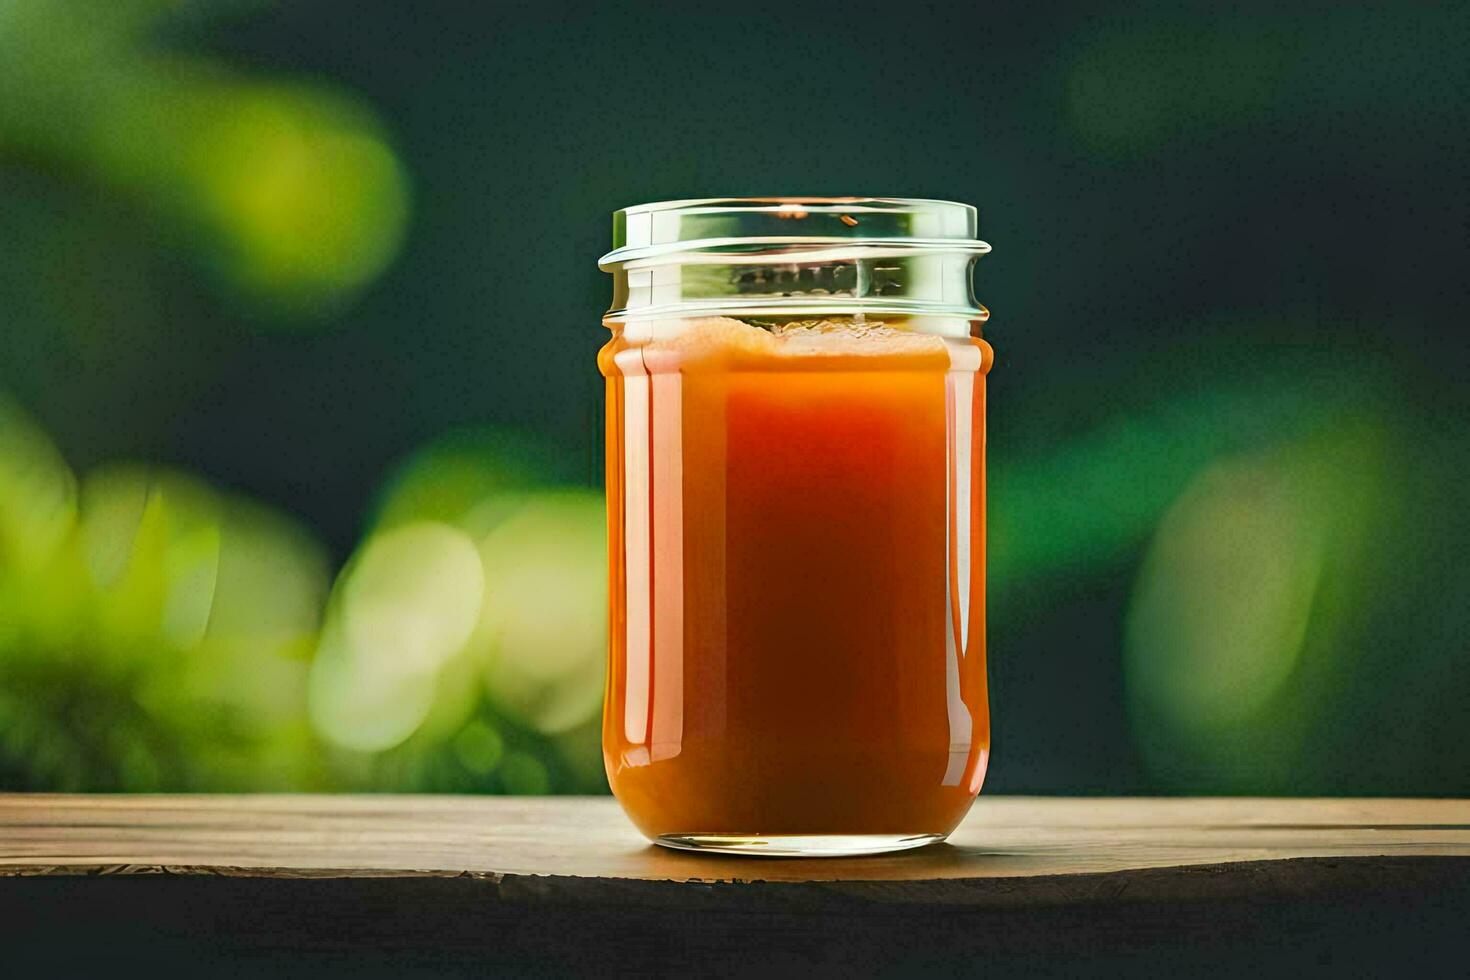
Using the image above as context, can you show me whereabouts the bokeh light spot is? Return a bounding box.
[476,491,607,736]
[309,521,484,753]
[0,397,76,573]
[371,428,560,538]
[184,83,411,314]
[1126,453,1325,735]
[452,719,505,776]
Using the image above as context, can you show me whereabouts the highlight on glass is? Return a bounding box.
[598,198,994,855]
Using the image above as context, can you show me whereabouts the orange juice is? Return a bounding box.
[601,317,990,853]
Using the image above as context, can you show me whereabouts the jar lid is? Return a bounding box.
[599,197,991,269]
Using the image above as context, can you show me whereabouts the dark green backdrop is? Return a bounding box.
[1,0,1466,796]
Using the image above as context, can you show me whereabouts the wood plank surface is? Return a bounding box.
[2,794,1467,885]
[3,795,1467,976]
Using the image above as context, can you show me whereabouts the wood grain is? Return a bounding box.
[3,796,1467,975]
[2,794,1467,885]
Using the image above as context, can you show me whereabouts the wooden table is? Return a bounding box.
[3,795,1467,976]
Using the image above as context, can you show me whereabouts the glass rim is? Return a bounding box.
[599,197,991,270]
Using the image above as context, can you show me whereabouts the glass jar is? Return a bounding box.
[598,198,993,856]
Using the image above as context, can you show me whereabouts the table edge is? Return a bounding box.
[6,854,1469,911]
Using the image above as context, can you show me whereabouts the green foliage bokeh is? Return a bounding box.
[0,0,1466,796]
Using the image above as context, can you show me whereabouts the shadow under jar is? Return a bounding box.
[598,199,993,856]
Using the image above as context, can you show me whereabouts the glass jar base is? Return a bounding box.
[654,832,945,857]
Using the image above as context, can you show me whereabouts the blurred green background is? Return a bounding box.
[1,0,1466,796]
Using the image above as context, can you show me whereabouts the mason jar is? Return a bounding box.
[598,198,993,856]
